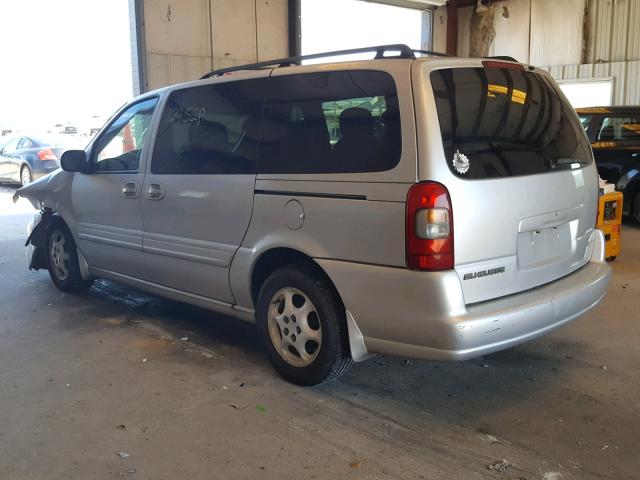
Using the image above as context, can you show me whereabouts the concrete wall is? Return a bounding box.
[141,0,288,91]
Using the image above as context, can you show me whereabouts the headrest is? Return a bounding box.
[340,107,373,125]
[188,121,228,151]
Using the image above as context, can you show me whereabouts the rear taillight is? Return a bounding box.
[37,148,58,161]
[406,182,454,271]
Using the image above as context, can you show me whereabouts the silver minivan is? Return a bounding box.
[15,45,611,385]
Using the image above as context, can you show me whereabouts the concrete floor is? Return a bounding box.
[0,185,638,480]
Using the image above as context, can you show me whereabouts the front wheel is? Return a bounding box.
[256,265,352,386]
[47,222,93,292]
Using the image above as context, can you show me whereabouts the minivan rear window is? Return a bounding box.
[431,67,592,179]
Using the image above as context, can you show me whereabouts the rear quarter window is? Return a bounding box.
[258,70,401,174]
[431,67,592,179]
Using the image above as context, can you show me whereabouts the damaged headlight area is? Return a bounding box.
[13,187,40,209]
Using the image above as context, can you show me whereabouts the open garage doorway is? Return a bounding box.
[301,0,433,61]
[0,0,134,145]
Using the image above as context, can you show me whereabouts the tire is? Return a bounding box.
[47,220,93,293]
[20,165,32,186]
[256,264,353,386]
[606,256,617,262]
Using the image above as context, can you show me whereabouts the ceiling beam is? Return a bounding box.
[446,0,458,55]
[358,1,448,10]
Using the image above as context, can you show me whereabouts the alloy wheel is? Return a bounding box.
[50,230,70,281]
[267,287,322,368]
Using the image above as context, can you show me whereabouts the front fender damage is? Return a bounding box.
[12,168,68,209]
[12,169,74,271]
[25,208,54,271]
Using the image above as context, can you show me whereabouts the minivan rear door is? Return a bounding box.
[414,60,598,304]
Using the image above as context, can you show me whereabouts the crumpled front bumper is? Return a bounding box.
[24,211,53,271]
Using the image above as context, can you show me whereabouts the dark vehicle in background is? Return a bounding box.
[0,136,63,186]
[577,107,640,222]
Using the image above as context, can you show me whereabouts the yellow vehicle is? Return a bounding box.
[597,190,623,261]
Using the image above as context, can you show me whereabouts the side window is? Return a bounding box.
[259,71,401,174]
[151,79,266,175]
[2,138,20,155]
[597,116,640,141]
[18,138,33,150]
[322,96,388,145]
[93,97,158,173]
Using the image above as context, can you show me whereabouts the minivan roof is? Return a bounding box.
[141,44,526,98]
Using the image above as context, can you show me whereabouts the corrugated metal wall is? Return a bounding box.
[530,0,585,66]
[545,60,640,105]
[586,0,640,63]
[543,0,640,106]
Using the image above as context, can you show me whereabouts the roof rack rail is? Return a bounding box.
[486,55,520,62]
[413,49,449,57]
[200,44,448,79]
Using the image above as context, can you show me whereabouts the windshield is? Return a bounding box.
[431,67,592,179]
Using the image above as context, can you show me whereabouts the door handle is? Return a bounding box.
[146,183,165,200]
[121,182,139,199]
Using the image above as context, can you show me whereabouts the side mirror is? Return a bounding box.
[60,150,87,173]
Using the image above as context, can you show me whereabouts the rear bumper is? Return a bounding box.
[318,230,611,361]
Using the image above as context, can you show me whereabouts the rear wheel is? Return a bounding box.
[256,264,352,386]
[47,221,93,292]
[20,165,32,186]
